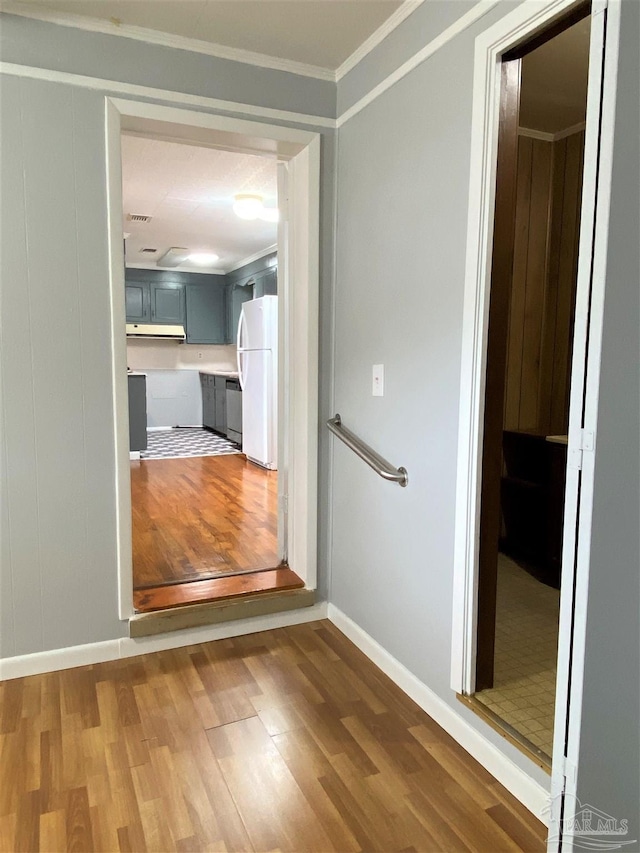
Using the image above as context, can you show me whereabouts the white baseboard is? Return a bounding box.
[327,604,550,825]
[129,451,141,460]
[0,602,328,681]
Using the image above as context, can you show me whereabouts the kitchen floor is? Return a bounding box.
[131,454,278,593]
[474,554,560,760]
[141,427,240,460]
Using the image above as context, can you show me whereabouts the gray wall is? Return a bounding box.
[0,78,126,656]
[0,18,336,658]
[331,0,639,799]
[574,0,640,842]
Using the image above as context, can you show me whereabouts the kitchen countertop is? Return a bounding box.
[127,371,147,377]
[199,370,239,379]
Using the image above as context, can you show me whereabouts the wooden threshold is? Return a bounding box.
[133,567,303,613]
[130,587,315,638]
[457,693,552,773]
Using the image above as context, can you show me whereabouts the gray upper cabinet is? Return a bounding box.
[225,252,277,343]
[228,283,254,345]
[150,282,185,325]
[125,282,150,323]
[186,282,227,344]
[259,268,278,297]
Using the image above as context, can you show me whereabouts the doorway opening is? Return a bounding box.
[121,134,291,612]
[471,8,591,765]
[106,101,320,623]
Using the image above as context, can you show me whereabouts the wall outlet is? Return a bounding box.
[198,351,203,359]
[372,364,384,397]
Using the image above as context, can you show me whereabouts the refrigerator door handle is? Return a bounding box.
[237,308,246,390]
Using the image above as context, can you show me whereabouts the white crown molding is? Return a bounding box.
[1,3,336,82]
[125,262,226,275]
[553,121,586,141]
[518,126,555,141]
[327,604,550,823]
[335,0,425,81]
[0,62,337,129]
[336,0,502,127]
[227,243,278,274]
[518,123,587,142]
[0,602,328,680]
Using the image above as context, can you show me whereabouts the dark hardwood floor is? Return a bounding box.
[0,621,547,852]
[131,454,278,590]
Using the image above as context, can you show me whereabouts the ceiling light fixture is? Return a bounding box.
[233,194,279,223]
[189,252,220,266]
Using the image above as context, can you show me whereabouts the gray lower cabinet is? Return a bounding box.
[214,375,226,433]
[128,374,147,451]
[201,374,216,430]
[200,373,241,438]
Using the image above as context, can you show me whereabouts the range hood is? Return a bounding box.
[126,323,186,341]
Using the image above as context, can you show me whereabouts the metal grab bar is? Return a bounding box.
[327,414,408,487]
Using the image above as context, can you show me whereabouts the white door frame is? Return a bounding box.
[105,98,320,621]
[449,0,620,834]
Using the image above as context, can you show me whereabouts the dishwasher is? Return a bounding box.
[226,379,242,445]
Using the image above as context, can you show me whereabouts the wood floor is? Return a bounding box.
[0,621,547,852]
[133,567,304,613]
[131,455,278,590]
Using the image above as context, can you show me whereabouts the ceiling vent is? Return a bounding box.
[127,213,152,223]
[140,248,158,254]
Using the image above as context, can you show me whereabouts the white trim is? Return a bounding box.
[518,123,587,142]
[125,262,226,276]
[226,244,278,274]
[106,98,134,622]
[336,0,501,127]
[0,62,336,130]
[550,3,621,848]
[450,1,621,849]
[451,0,587,696]
[327,605,550,823]
[335,0,425,80]
[2,4,335,82]
[518,126,556,141]
[284,137,320,590]
[108,99,319,616]
[553,121,586,141]
[0,603,328,681]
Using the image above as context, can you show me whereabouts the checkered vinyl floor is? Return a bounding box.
[140,428,241,460]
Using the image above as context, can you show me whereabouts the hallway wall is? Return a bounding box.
[0,15,336,659]
[331,0,639,815]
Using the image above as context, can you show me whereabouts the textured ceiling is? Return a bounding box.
[520,16,591,134]
[9,0,403,70]
[122,134,278,273]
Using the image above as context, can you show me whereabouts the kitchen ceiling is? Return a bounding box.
[121,134,278,273]
[6,0,404,72]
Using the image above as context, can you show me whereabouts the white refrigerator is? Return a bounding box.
[237,295,278,469]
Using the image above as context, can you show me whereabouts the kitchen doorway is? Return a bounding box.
[121,134,285,611]
[105,100,320,623]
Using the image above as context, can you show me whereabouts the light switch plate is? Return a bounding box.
[372,364,384,397]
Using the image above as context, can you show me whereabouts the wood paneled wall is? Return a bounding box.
[503,131,585,435]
